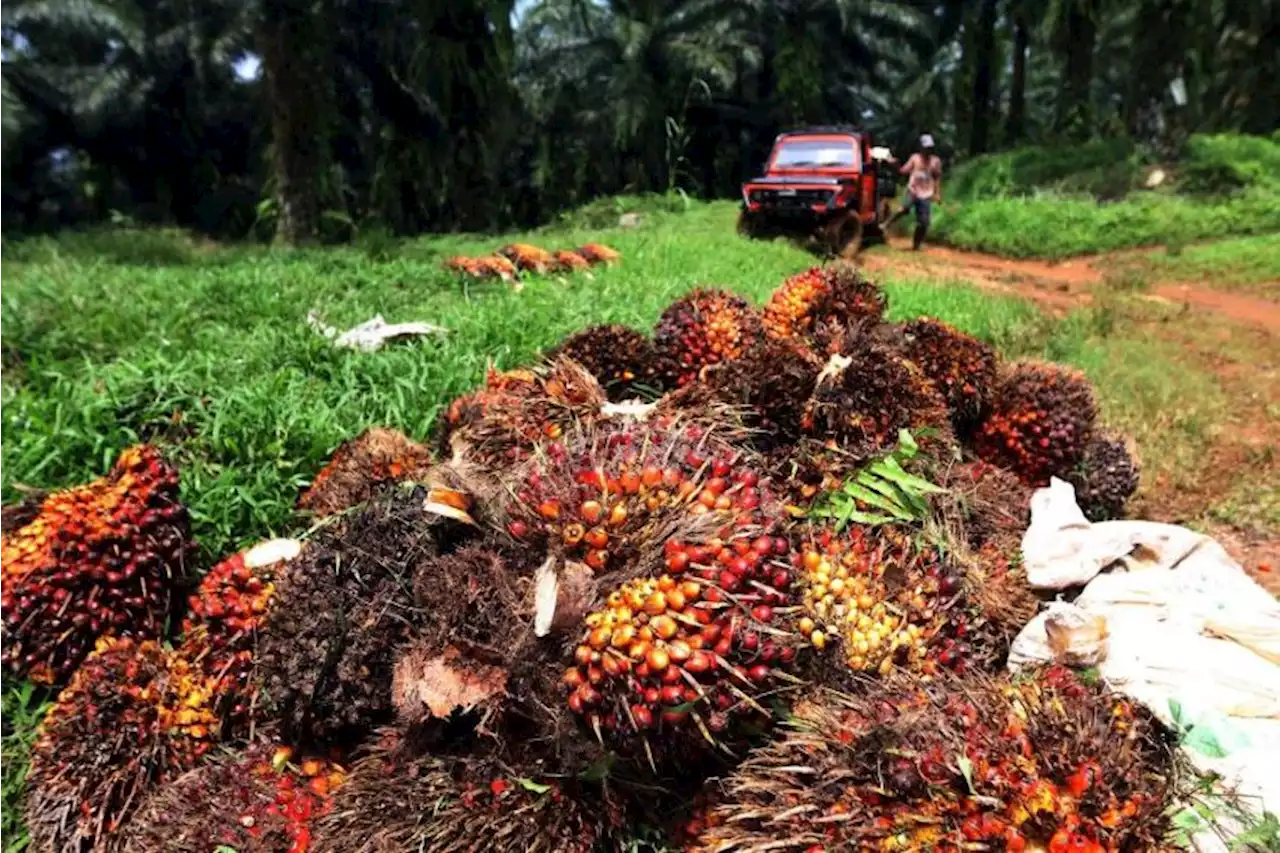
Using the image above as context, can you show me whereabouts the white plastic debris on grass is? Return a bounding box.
[1010,477,1280,851]
[307,311,448,352]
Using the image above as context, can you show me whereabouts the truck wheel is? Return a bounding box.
[737,210,760,239]
[832,212,864,260]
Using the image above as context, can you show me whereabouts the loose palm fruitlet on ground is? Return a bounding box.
[684,667,1177,853]
[120,743,346,853]
[1,444,193,685]
[24,636,221,853]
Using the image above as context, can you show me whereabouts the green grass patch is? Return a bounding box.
[936,132,1280,259]
[1109,234,1280,297]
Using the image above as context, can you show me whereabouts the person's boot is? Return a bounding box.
[912,223,927,250]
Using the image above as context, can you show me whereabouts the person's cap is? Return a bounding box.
[920,134,935,148]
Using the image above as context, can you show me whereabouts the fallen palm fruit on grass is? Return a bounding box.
[552,249,592,272]
[549,324,661,401]
[761,262,887,351]
[436,356,607,471]
[654,288,764,388]
[310,733,622,853]
[24,636,220,853]
[120,742,346,853]
[1066,431,1141,521]
[441,254,517,281]
[296,427,434,517]
[974,361,1098,486]
[1,444,193,685]
[576,242,622,265]
[684,667,1177,853]
[497,242,556,273]
[897,317,999,434]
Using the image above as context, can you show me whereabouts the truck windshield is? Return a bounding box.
[773,139,858,168]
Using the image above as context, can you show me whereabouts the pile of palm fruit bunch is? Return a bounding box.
[8,260,1173,853]
[442,241,621,281]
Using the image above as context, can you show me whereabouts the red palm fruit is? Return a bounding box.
[653,288,764,388]
[761,262,887,349]
[548,325,661,401]
[296,427,433,517]
[25,637,220,853]
[119,743,346,853]
[552,250,592,273]
[1,444,194,685]
[497,242,556,273]
[576,243,623,266]
[972,361,1098,486]
[1065,430,1140,521]
[897,318,999,434]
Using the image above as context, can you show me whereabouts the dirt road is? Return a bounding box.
[862,240,1280,595]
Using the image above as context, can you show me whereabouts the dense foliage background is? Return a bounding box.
[3,0,1276,242]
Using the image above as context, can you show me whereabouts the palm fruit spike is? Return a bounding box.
[1,444,193,684]
[761,262,887,350]
[549,324,661,401]
[436,356,607,471]
[497,242,556,273]
[25,637,220,853]
[552,250,592,273]
[296,427,433,517]
[791,525,960,676]
[576,242,622,266]
[310,739,619,853]
[653,288,763,388]
[179,538,302,736]
[253,486,477,743]
[898,317,999,433]
[119,743,346,853]
[973,361,1098,486]
[1066,430,1140,521]
[685,667,1176,853]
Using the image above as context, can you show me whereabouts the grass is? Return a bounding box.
[933,132,1280,259]
[0,197,1260,847]
[1106,234,1280,297]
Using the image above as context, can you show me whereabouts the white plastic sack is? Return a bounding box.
[1010,482,1280,850]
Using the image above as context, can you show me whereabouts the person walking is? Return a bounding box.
[888,134,944,250]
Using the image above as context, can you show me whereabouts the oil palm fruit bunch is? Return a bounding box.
[1066,431,1140,521]
[552,250,592,273]
[297,428,434,518]
[254,488,476,743]
[497,242,556,273]
[697,335,822,452]
[653,288,763,388]
[897,318,998,434]
[475,254,518,280]
[791,526,958,677]
[549,324,661,401]
[761,262,887,351]
[577,242,622,265]
[935,459,1032,556]
[437,357,607,471]
[311,735,620,853]
[24,636,221,853]
[685,667,1175,853]
[120,743,346,853]
[800,330,950,472]
[973,362,1098,486]
[1,444,193,685]
[179,538,302,736]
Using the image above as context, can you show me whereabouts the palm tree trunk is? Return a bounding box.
[969,0,999,155]
[1006,0,1029,145]
[259,0,333,245]
[1056,1,1097,137]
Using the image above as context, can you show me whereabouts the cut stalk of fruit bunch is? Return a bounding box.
[653,288,764,388]
[1,444,194,685]
[119,742,346,853]
[684,667,1177,853]
[25,636,221,853]
[436,356,607,472]
[296,427,433,518]
[549,324,662,401]
[973,361,1098,486]
[310,735,621,853]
